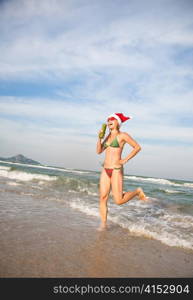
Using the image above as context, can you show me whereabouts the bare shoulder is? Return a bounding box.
[119,131,133,140]
[119,131,139,147]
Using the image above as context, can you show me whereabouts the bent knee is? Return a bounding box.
[100,194,109,202]
[115,201,122,205]
[114,197,122,205]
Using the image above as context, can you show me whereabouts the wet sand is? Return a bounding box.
[0,193,193,278]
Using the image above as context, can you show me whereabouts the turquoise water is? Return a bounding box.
[0,161,193,250]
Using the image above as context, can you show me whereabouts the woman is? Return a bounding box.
[97,113,147,230]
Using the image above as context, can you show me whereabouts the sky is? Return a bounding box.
[0,0,193,181]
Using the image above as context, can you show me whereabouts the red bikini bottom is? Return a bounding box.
[104,166,122,178]
[104,168,113,178]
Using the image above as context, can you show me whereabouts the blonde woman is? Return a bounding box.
[97,113,147,229]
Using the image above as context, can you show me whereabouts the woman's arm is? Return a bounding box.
[96,132,110,154]
[120,132,141,164]
[96,137,103,154]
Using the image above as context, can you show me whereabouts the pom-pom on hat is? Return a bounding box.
[107,113,132,127]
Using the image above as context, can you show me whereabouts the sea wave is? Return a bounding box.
[0,165,10,171]
[124,175,193,188]
[156,188,183,194]
[6,181,22,186]
[0,166,98,194]
[0,161,90,175]
[0,169,57,182]
[50,176,98,195]
[32,165,91,174]
[183,183,193,188]
[117,221,193,250]
[164,189,180,194]
[65,197,193,250]
[0,160,42,169]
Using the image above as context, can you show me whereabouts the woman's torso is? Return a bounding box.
[103,132,125,168]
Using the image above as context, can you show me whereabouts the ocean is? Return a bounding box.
[0,160,193,251]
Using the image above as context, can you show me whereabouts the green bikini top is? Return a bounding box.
[104,135,120,148]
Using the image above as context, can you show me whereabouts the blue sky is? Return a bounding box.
[0,0,193,180]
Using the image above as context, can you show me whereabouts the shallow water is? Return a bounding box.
[0,161,193,250]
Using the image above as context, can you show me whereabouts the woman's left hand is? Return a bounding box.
[116,159,127,165]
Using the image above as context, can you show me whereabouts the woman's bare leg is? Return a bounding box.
[122,188,147,204]
[99,168,111,228]
[111,169,147,205]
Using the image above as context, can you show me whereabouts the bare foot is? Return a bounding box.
[137,188,149,201]
[97,223,107,231]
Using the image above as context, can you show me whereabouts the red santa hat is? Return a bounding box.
[107,113,132,127]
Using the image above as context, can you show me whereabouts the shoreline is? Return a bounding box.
[0,194,193,278]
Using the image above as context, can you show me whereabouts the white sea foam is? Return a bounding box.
[183,183,193,188]
[38,180,47,185]
[125,175,176,185]
[122,222,193,250]
[124,175,188,188]
[69,170,91,174]
[0,165,10,171]
[109,212,193,250]
[76,186,98,196]
[164,189,181,194]
[29,165,89,174]
[69,198,99,217]
[66,197,193,250]
[6,181,21,186]
[0,161,90,175]
[0,160,42,169]
[0,169,57,182]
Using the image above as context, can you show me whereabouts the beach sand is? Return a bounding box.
[0,193,193,278]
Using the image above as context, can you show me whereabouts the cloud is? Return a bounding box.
[0,96,192,144]
[1,0,192,79]
[0,0,193,180]
[0,115,192,180]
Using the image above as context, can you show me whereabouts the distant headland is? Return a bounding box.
[0,154,41,165]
